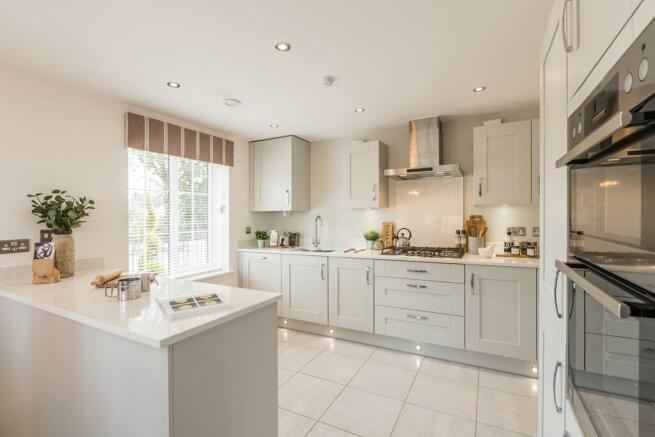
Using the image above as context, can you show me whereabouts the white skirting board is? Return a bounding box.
[280,317,538,378]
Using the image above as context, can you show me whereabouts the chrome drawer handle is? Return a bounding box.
[366,266,371,285]
[553,361,563,414]
[406,283,427,289]
[406,313,428,321]
[554,270,563,319]
[407,269,427,273]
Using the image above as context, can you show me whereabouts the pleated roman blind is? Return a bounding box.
[125,112,234,166]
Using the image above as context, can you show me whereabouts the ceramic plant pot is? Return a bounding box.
[53,233,75,278]
[366,240,375,250]
[257,239,265,249]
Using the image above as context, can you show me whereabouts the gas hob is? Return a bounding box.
[381,246,465,258]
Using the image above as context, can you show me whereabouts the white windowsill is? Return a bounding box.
[170,269,234,282]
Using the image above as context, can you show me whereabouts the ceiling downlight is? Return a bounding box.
[166,81,181,88]
[473,86,487,93]
[275,42,291,52]
[223,98,242,107]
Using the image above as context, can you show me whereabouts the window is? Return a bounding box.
[128,149,228,276]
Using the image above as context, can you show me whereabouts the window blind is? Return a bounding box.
[128,148,224,276]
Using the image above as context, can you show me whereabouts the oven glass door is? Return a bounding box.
[569,131,655,296]
[568,270,655,436]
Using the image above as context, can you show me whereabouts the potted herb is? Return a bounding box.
[363,230,380,250]
[27,190,95,278]
[255,229,269,249]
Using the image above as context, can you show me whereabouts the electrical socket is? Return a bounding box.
[245,226,251,234]
[40,229,53,243]
[532,226,540,237]
[507,227,527,237]
[0,239,30,255]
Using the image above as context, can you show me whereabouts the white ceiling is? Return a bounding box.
[0,0,553,141]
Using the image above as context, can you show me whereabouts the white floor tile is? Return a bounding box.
[279,342,322,371]
[290,333,335,350]
[308,422,359,437]
[419,357,479,385]
[327,339,376,360]
[278,328,300,343]
[368,349,422,372]
[279,367,295,387]
[349,361,417,401]
[406,374,478,420]
[279,408,316,437]
[476,423,531,437]
[477,387,538,437]
[301,350,366,384]
[391,403,476,437]
[478,369,538,398]
[279,373,344,420]
[321,387,403,437]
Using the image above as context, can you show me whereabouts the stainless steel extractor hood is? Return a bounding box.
[384,116,462,180]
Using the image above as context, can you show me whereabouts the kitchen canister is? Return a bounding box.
[468,236,485,255]
[105,277,142,301]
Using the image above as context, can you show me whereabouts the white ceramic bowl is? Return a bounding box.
[478,245,494,258]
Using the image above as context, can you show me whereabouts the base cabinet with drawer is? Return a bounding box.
[328,258,374,332]
[465,265,537,361]
[240,252,282,315]
[374,259,465,349]
[281,255,328,324]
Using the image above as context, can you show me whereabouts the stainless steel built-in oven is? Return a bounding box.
[557,18,655,437]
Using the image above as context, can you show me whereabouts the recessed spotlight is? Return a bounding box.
[275,42,291,52]
[283,319,288,325]
[269,124,279,128]
[329,328,334,334]
[223,98,242,107]
[355,107,365,112]
[415,344,422,351]
[166,81,181,88]
[473,86,487,93]
[531,365,539,374]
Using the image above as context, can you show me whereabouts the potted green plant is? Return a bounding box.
[27,190,95,278]
[363,230,380,250]
[255,229,269,249]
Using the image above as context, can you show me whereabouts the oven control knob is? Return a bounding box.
[572,127,576,139]
[624,72,633,93]
[639,57,649,81]
[577,121,582,134]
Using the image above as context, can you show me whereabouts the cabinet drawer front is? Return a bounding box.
[374,260,464,283]
[374,306,464,348]
[585,292,655,343]
[374,277,464,316]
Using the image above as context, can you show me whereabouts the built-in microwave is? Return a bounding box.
[557,17,655,437]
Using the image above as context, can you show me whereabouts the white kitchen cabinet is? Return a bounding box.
[531,120,540,206]
[465,265,537,361]
[341,140,388,209]
[539,309,566,437]
[240,252,282,315]
[281,255,328,324]
[541,2,570,339]
[250,136,310,212]
[375,306,465,348]
[473,119,535,206]
[328,258,374,332]
[566,0,634,100]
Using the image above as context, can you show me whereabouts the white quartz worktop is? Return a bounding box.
[0,270,280,348]
[237,247,539,269]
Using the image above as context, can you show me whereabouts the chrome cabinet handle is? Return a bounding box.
[285,189,290,207]
[321,263,326,281]
[371,184,377,202]
[470,273,475,294]
[478,178,482,197]
[553,361,563,413]
[260,256,268,260]
[568,282,576,320]
[561,0,574,53]
[407,313,428,321]
[554,270,563,319]
[406,283,427,289]
[407,269,427,273]
[366,266,371,285]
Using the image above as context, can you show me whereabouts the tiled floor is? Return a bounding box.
[277,328,539,437]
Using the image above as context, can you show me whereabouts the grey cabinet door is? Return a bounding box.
[329,258,374,332]
[282,255,328,324]
[465,265,537,361]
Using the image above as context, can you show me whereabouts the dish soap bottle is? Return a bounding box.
[504,231,514,254]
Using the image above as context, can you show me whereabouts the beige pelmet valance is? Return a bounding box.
[124,112,234,166]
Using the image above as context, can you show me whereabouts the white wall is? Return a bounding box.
[0,65,250,278]
[251,106,540,247]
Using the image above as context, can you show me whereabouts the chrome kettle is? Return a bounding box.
[393,228,412,248]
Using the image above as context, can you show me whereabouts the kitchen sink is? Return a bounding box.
[293,248,336,253]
